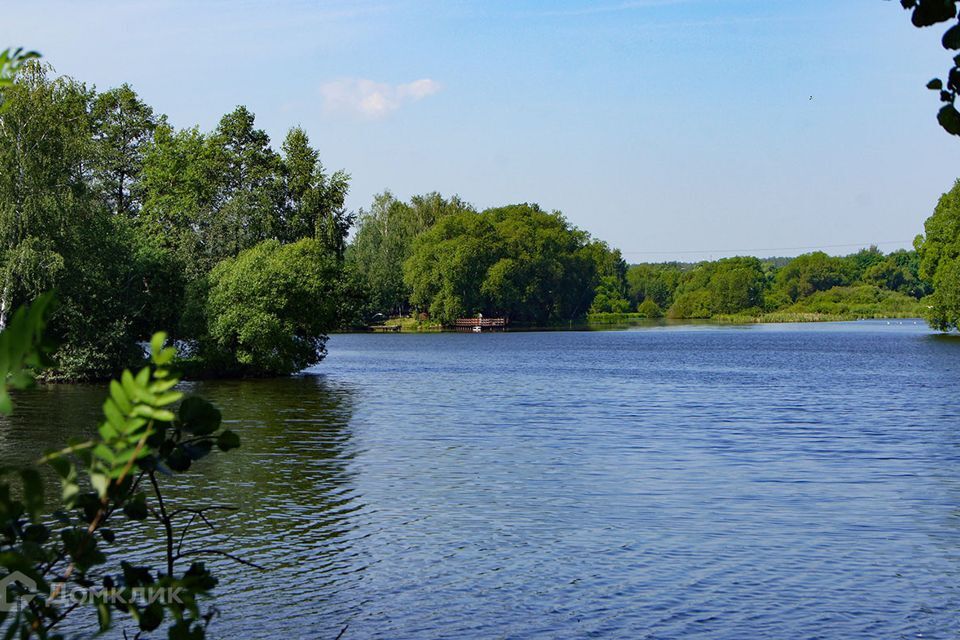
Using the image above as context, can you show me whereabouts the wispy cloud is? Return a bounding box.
[320,78,442,118]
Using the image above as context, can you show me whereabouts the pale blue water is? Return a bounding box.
[3,321,960,638]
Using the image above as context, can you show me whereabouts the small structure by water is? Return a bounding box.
[454,315,508,332]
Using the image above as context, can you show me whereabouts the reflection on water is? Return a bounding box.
[4,321,960,638]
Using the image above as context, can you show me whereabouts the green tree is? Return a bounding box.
[845,246,886,281]
[0,63,157,379]
[668,257,765,317]
[280,127,352,255]
[917,179,960,329]
[626,263,684,309]
[636,297,664,318]
[90,84,158,216]
[404,209,499,323]
[404,203,601,325]
[349,191,473,317]
[202,106,284,268]
[775,251,852,301]
[202,238,343,375]
[861,249,929,298]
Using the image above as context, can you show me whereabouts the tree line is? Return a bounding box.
[5,62,960,381]
[0,63,358,379]
[620,246,931,321]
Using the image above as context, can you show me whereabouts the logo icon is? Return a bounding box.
[0,571,37,612]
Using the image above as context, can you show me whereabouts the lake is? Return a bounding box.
[3,321,960,639]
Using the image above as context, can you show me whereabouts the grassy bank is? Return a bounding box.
[379,316,444,332]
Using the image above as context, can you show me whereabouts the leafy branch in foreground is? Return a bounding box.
[0,47,38,111]
[0,298,245,639]
[895,0,960,135]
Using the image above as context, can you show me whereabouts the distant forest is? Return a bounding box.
[1,62,958,380]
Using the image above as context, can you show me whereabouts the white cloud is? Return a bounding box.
[320,78,442,118]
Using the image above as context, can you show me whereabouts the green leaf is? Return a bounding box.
[90,472,109,498]
[928,77,944,90]
[46,455,71,479]
[98,421,119,441]
[216,429,241,452]
[138,601,164,631]
[938,103,960,134]
[944,22,960,49]
[121,370,140,402]
[61,528,106,572]
[132,405,175,422]
[149,332,167,358]
[123,493,148,521]
[149,377,179,394]
[154,391,184,406]
[109,379,133,414]
[96,598,111,631]
[178,397,222,435]
[92,444,116,465]
[103,398,126,431]
[166,447,192,472]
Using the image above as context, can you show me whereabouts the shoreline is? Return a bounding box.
[340,313,929,334]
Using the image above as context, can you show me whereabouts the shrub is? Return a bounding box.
[203,238,342,375]
[636,298,663,318]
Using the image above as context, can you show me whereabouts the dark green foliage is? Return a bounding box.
[636,298,664,318]
[626,263,685,309]
[281,127,352,256]
[0,63,148,379]
[404,204,613,325]
[783,284,922,316]
[861,249,929,298]
[917,179,960,329]
[774,251,853,301]
[203,238,344,375]
[0,64,356,378]
[347,191,474,318]
[668,257,766,318]
[590,275,632,313]
[895,0,960,136]
[90,84,158,216]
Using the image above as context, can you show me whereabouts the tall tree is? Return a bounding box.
[403,204,601,325]
[139,123,215,279]
[0,62,92,329]
[916,179,960,329]
[280,126,351,256]
[203,106,283,266]
[90,84,158,216]
[349,191,473,316]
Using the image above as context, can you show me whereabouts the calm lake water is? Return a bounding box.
[4,321,960,639]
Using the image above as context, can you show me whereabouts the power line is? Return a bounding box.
[618,240,914,256]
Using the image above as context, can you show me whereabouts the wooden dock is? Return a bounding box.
[454,317,508,332]
[368,324,401,332]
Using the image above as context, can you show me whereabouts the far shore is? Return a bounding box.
[341,313,928,334]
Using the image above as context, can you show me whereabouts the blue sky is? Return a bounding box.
[4,0,959,261]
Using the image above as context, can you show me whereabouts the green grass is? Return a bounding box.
[380,316,444,332]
